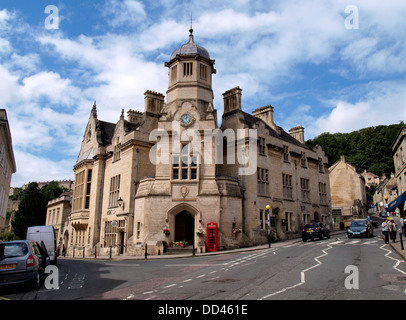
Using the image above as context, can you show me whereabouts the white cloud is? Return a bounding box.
[102,0,146,27]
[10,149,74,187]
[2,0,406,187]
[313,81,406,136]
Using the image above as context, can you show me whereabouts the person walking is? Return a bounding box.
[267,233,272,248]
[388,218,397,243]
[400,216,406,237]
[382,219,389,244]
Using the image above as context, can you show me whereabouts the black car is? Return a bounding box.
[347,219,374,238]
[302,222,330,241]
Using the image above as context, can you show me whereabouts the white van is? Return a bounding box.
[26,226,57,265]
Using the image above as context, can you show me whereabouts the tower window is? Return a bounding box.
[200,64,207,81]
[183,62,193,76]
[171,65,177,83]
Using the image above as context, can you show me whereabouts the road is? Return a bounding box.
[2,233,406,302]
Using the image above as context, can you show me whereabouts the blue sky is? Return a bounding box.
[1,0,405,187]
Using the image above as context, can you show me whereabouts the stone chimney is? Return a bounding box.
[289,126,305,144]
[252,105,277,131]
[223,86,242,114]
[144,90,165,116]
[127,109,143,123]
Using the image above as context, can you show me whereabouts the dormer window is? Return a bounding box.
[300,152,306,167]
[113,137,121,162]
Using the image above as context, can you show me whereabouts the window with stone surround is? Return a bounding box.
[73,170,85,211]
[300,178,310,202]
[172,143,197,180]
[108,175,120,208]
[258,137,266,155]
[282,173,293,200]
[319,182,327,204]
[104,221,117,248]
[257,168,269,196]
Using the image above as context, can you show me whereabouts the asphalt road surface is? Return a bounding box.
[2,233,406,301]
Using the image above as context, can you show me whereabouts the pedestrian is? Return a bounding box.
[388,218,397,243]
[400,216,406,236]
[267,233,272,248]
[382,219,389,244]
[62,244,66,257]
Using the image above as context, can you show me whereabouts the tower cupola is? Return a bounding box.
[165,28,216,107]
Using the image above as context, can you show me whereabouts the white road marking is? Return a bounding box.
[260,244,333,299]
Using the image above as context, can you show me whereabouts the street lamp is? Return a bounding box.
[118,197,125,210]
[266,205,270,234]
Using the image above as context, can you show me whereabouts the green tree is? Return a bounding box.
[306,123,404,175]
[11,182,65,239]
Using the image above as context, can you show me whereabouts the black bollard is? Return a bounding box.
[400,232,404,250]
[145,243,148,259]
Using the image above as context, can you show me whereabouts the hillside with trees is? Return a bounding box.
[305,123,404,176]
[10,181,66,239]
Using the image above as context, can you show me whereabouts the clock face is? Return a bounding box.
[180,113,192,125]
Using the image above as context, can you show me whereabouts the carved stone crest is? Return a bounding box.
[180,186,189,198]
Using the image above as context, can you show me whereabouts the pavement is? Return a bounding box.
[59,230,346,262]
[380,215,406,262]
[59,227,406,263]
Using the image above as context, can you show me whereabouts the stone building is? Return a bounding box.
[373,173,397,214]
[46,191,72,251]
[0,109,16,233]
[67,29,331,257]
[387,126,406,215]
[329,156,367,229]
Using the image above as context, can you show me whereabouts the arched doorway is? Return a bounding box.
[175,210,195,245]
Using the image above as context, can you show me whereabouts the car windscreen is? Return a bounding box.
[351,221,367,227]
[304,224,316,229]
[0,243,29,260]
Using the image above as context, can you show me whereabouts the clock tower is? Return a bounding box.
[164,28,216,121]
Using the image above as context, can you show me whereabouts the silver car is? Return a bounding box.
[0,240,50,289]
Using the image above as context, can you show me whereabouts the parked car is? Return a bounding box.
[26,226,57,265]
[302,222,330,241]
[347,219,374,238]
[0,240,50,288]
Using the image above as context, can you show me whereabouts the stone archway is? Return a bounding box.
[175,210,195,244]
[167,203,200,246]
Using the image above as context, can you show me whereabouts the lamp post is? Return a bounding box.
[266,205,271,248]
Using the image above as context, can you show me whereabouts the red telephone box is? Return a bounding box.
[206,222,218,252]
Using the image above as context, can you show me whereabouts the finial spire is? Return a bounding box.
[188,12,194,44]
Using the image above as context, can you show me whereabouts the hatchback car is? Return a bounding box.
[0,240,50,288]
[347,219,374,238]
[302,222,330,241]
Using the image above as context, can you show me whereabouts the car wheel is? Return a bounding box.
[302,238,307,242]
[31,271,41,289]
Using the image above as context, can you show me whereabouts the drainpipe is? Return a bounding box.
[294,160,301,231]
